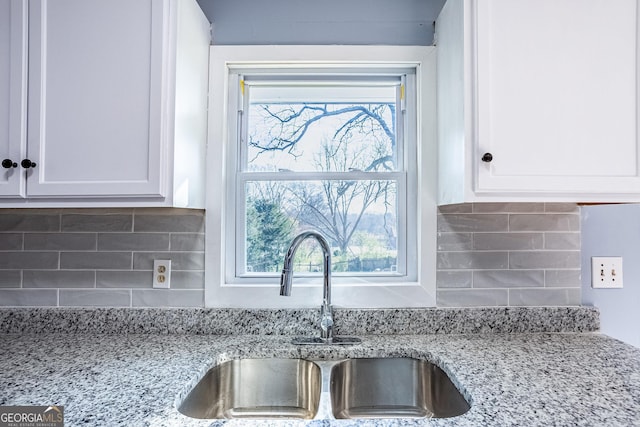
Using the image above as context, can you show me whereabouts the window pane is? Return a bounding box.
[246,85,398,173]
[245,180,398,275]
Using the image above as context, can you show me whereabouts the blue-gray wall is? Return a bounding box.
[582,204,640,348]
[196,0,445,45]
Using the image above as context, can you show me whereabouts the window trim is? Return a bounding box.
[205,45,437,308]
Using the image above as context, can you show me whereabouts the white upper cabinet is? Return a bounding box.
[437,0,640,203]
[0,0,209,207]
[28,0,164,199]
[0,0,27,197]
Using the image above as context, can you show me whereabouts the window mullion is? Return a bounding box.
[395,78,405,172]
[396,173,408,276]
[238,76,249,171]
[235,174,247,276]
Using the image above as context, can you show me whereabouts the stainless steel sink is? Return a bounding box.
[177,356,470,420]
[177,358,321,419]
[330,357,470,419]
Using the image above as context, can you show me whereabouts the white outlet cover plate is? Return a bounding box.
[591,256,623,289]
[153,259,171,289]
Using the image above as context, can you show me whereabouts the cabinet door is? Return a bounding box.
[26,0,166,198]
[0,0,27,197]
[474,0,640,195]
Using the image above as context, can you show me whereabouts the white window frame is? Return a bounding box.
[205,46,437,308]
[232,72,411,282]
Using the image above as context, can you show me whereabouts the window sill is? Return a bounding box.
[206,281,435,308]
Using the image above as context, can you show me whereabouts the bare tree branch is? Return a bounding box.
[250,104,395,155]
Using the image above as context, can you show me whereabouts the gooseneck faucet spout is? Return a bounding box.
[280,230,334,340]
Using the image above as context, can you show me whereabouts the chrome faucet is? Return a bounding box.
[280,230,360,345]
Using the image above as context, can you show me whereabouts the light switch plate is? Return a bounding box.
[591,256,623,289]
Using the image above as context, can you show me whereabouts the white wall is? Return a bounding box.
[582,204,640,348]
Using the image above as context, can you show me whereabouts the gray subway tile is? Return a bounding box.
[134,212,205,233]
[544,233,580,250]
[436,289,508,307]
[0,252,59,269]
[509,251,581,269]
[437,232,473,251]
[60,252,132,269]
[437,251,508,270]
[133,252,205,270]
[0,233,23,250]
[437,204,472,214]
[96,270,205,289]
[170,234,205,251]
[545,203,579,213]
[24,233,96,251]
[0,289,58,306]
[509,214,580,232]
[23,270,96,288]
[131,289,203,307]
[0,271,21,288]
[472,203,545,213]
[98,233,170,251]
[509,288,581,306]
[61,214,133,232]
[545,270,581,288]
[0,214,60,232]
[62,208,134,214]
[59,289,131,307]
[436,271,472,289]
[438,214,508,233]
[473,270,544,288]
[171,271,205,289]
[96,271,153,288]
[473,233,543,250]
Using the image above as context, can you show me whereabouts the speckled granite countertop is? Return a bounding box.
[1,307,638,426]
[1,333,639,426]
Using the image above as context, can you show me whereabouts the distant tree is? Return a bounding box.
[287,138,394,255]
[246,197,295,272]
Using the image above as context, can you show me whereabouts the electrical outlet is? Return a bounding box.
[153,260,171,289]
[591,256,623,289]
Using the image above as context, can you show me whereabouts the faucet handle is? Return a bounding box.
[320,303,334,340]
[320,311,334,330]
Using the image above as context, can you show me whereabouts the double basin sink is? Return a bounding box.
[178,357,470,420]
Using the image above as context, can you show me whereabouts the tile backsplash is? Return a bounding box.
[0,208,205,307]
[437,203,581,307]
[0,203,580,307]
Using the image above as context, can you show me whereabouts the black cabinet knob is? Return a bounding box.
[21,159,36,168]
[481,153,493,163]
[2,159,18,169]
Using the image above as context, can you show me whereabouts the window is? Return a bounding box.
[235,74,412,280]
[205,46,436,308]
